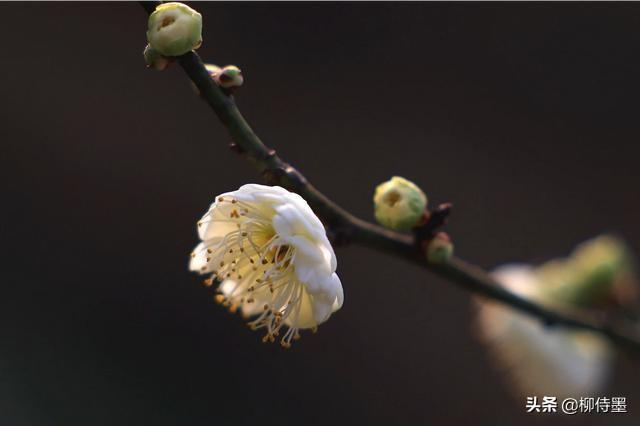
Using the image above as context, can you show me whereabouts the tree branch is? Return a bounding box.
[139,1,640,354]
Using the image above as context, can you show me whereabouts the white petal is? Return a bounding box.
[198,201,244,241]
[189,242,209,272]
[491,264,540,299]
[287,236,333,285]
[273,203,324,241]
[219,278,239,296]
[328,273,344,312]
[478,302,612,397]
[312,295,336,324]
[476,264,613,397]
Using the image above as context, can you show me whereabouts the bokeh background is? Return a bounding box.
[2,2,640,425]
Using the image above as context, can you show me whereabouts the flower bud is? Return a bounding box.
[193,64,244,95]
[216,65,244,89]
[146,2,202,57]
[373,176,427,231]
[537,235,636,308]
[426,232,454,264]
[143,44,170,71]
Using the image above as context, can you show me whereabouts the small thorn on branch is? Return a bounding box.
[260,164,308,188]
[283,165,308,186]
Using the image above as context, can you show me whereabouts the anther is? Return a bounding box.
[281,339,291,349]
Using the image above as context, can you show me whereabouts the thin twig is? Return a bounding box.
[139,1,640,353]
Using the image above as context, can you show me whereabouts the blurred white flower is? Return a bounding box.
[475,265,613,398]
[190,184,343,347]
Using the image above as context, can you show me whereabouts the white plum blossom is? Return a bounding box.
[190,184,343,347]
[475,265,613,398]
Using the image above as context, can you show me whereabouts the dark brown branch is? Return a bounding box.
[139,1,640,354]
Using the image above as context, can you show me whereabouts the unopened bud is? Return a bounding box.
[143,44,170,71]
[146,2,203,57]
[203,64,244,90]
[216,65,244,89]
[373,176,427,231]
[426,232,454,264]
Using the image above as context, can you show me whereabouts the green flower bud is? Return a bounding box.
[373,176,427,231]
[146,2,202,57]
[216,65,244,89]
[537,234,636,308]
[193,64,244,95]
[143,44,170,71]
[426,232,454,264]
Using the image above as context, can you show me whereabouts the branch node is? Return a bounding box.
[264,149,277,160]
[260,168,283,185]
[283,165,308,186]
[414,202,453,243]
[229,142,245,155]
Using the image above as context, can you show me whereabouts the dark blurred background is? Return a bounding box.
[1,2,639,425]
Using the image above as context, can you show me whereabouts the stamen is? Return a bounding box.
[196,201,310,347]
